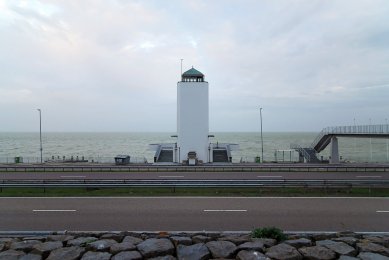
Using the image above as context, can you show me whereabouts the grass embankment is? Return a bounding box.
[0,187,388,197]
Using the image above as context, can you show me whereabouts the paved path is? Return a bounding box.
[0,197,388,232]
[1,171,389,180]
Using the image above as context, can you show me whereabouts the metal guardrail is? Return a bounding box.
[1,179,388,188]
[1,165,389,172]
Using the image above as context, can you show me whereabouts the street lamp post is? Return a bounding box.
[260,107,264,163]
[385,118,389,161]
[353,118,356,159]
[37,109,42,163]
[369,118,372,162]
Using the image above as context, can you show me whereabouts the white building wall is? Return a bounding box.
[177,81,209,163]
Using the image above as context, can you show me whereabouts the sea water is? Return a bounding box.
[0,132,388,163]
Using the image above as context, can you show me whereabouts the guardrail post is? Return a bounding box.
[348,183,352,194]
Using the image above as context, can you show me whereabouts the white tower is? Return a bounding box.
[177,67,209,163]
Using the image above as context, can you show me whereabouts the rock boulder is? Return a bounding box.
[86,239,117,252]
[110,242,136,254]
[236,250,269,260]
[206,240,237,258]
[137,238,175,258]
[298,246,336,260]
[177,243,210,260]
[266,243,302,260]
[285,238,313,249]
[0,249,25,260]
[238,241,265,252]
[357,242,389,256]
[357,252,389,260]
[81,251,111,260]
[111,251,142,260]
[46,246,85,260]
[31,241,63,258]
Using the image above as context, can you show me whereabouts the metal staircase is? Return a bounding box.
[311,124,389,152]
[290,144,321,163]
[302,147,321,163]
[292,124,389,163]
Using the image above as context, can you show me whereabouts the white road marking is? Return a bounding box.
[356,176,382,178]
[33,210,76,212]
[376,210,389,213]
[257,176,283,178]
[204,209,247,212]
[159,176,185,178]
[60,176,86,178]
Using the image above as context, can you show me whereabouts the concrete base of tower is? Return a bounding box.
[149,143,239,165]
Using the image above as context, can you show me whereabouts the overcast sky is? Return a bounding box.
[1,0,389,132]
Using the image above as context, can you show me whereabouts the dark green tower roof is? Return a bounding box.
[182,67,204,77]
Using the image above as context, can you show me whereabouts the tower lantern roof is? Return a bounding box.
[181,67,205,82]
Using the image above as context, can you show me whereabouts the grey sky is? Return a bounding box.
[1,0,388,132]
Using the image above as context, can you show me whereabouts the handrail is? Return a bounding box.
[153,145,162,163]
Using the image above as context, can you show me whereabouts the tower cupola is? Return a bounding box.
[181,67,204,82]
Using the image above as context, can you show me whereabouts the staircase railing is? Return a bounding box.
[153,145,162,163]
[290,143,311,162]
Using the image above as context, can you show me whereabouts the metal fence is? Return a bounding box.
[0,156,148,164]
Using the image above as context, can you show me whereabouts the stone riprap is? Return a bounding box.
[0,232,388,260]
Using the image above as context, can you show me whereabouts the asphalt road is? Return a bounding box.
[1,171,389,180]
[0,197,388,232]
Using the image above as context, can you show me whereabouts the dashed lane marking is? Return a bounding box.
[203,209,247,212]
[159,176,185,178]
[257,176,283,178]
[60,176,86,178]
[33,210,77,212]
